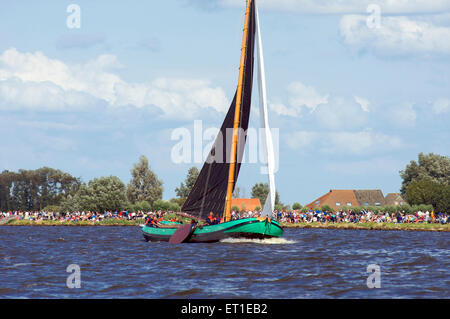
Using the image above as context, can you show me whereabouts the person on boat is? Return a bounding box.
[188,219,198,232]
[145,215,157,226]
[206,212,219,225]
[206,212,214,225]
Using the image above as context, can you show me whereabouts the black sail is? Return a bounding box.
[181,1,256,220]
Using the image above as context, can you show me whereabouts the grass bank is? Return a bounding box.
[281,222,450,232]
[1,213,193,227]
[3,219,449,232]
[3,219,144,226]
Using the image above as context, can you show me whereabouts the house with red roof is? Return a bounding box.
[305,189,388,211]
[231,198,262,211]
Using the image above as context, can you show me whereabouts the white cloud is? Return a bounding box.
[285,130,318,150]
[389,103,417,127]
[339,14,450,55]
[286,129,404,155]
[354,96,370,112]
[269,102,298,117]
[213,0,450,14]
[0,78,100,111]
[314,96,368,130]
[432,98,450,114]
[270,83,370,130]
[270,81,328,117]
[325,130,403,155]
[0,48,229,118]
[288,82,329,113]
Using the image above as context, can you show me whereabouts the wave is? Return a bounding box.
[220,237,296,245]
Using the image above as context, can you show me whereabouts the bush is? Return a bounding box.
[170,202,181,212]
[43,205,61,212]
[320,204,334,212]
[418,204,433,212]
[292,202,302,210]
[383,206,397,214]
[133,202,142,212]
[300,207,310,213]
[399,203,413,214]
[170,197,185,208]
[371,206,383,214]
[152,199,180,212]
[231,205,240,213]
[133,200,152,212]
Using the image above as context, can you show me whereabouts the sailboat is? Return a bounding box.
[142,0,282,243]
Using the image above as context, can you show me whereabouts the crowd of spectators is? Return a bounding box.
[1,208,448,225]
[0,210,150,222]
[229,208,448,225]
[269,209,448,225]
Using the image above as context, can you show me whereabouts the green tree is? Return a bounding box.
[0,170,14,211]
[175,166,199,204]
[76,176,127,212]
[405,178,450,212]
[0,168,80,211]
[292,202,302,210]
[133,200,152,212]
[170,197,185,208]
[60,194,81,213]
[127,155,163,206]
[437,186,450,212]
[153,199,180,212]
[400,153,450,195]
[251,182,280,207]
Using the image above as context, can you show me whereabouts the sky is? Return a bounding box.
[0,0,449,206]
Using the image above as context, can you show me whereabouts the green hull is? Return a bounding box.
[142,218,283,243]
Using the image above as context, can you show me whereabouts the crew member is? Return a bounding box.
[206,212,217,225]
[145,215,157,226]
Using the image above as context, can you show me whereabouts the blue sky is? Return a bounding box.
[1,0,449,206]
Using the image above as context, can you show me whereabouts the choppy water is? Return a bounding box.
[0,226,448,298]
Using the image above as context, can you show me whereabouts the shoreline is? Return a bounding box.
[1,219,448,232]
[280,222,449,232]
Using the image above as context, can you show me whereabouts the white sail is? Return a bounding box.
[255,5,276,218]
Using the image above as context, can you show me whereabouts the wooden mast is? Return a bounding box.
[224,0,252,222]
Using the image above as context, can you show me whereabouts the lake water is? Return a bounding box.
[0,226,448,298]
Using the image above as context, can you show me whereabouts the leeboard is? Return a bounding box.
[169,224,195,244]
